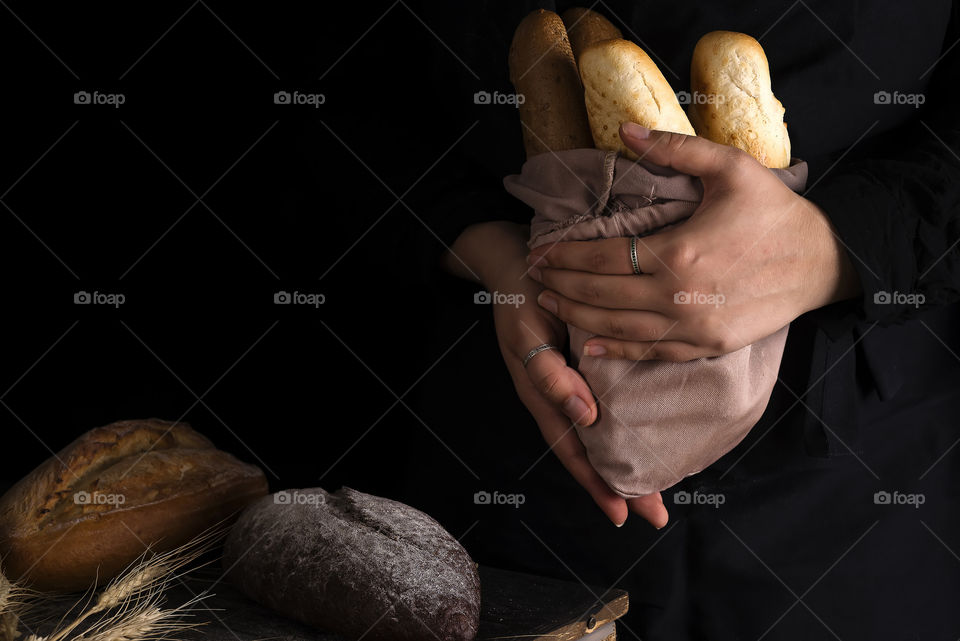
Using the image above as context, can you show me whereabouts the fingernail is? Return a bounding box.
[563,396,590,425]
[538,292,558,314]
[528,265,542,281]
[621,121,651,140]
[583,344,606,357]
[615,519,626,528]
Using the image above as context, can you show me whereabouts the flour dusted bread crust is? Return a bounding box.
[509,9,593,158]
[689,31,791,168]
[561,7,622,61]
[578,39,695,159]
[0,418,268,591]
[224,487,481,641]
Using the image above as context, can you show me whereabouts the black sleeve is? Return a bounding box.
[805,1,960,327]
[400,1,559,288]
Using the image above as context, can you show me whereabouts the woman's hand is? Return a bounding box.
[527,122,861,362]
[446,221,668,528]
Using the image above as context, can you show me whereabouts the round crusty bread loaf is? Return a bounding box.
[0,419,268,591]
[579,39,695,160]
[561,7,622,61]
[509,9,593,158]
[223,487,481,641]
[689,30,791,168]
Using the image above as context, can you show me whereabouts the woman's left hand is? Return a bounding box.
[527,122,861,362]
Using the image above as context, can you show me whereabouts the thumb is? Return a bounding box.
[619,121,736,180]
[524,348,598,427]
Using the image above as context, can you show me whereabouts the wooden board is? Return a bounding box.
[477,566,628,640]
[19,564,627,641]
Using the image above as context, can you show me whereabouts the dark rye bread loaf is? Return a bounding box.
[223,487,481,641]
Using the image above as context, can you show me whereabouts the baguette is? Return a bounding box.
[0,419,268,591]
[561,7,622,61]
[224,487,481,641]
[579,39,695,160]
[508,9,593,158]
[688,31,791,168]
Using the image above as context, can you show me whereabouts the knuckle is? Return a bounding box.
[605,344,624,359]
[712,333,737,354]
[662,344,692,362]
[724,148,755,179]
[663,240,697,272]
[588,249,608,273]
[534,369,565,399]
[576,278,603,304]
[663,131,689,155]
[634,343,664,361]
[703,323,734,353]
[605,316,627,338]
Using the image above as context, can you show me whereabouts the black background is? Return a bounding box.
[4,3,960,639]
[0,1,446,494]
[0,0,571,586]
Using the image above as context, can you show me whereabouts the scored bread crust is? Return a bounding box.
[561,7,623,61]
[689,30,791,168]
[579,39,696,160]
[509,9,594,158]
[0,418,268,591]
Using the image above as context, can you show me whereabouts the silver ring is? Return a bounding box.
[523,343,558,367]
[629,236,642,275]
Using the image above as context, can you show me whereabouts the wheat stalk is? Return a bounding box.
[2,567,36,641]
[13,523,225,641]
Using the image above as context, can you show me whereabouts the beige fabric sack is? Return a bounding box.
[504,149,808,497]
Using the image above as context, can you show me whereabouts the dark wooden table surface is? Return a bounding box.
[23,565,627,641]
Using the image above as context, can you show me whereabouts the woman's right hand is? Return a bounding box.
[445,221,668,528]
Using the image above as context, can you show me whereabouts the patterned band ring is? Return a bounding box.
[522,343,559,367]
[630,236,643,275]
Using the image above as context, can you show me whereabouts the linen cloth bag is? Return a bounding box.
[504,149,808,497]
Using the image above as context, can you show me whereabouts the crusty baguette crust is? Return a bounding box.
[0,419,267,591]
[561,7,622,61]
[689,30,791,168]
[509,9,594,158]
[579,39,695,160]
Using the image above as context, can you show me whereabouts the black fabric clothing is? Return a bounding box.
[397,1,960,639]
